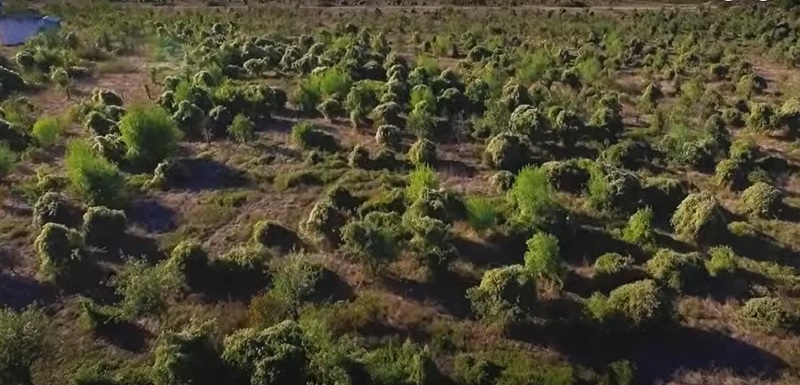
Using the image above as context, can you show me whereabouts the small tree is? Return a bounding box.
[33,192,76,228]
[622,207,655,246]
[82,206,127,248]
[152,320,226,385]
[466,265,536,327]
[407,138,436,166]
[741,182,782,218]
[645,249,707,293]
[110,258,184,319]
[483,132,534,172]
[0,307,48,385]
[524,232,565,287]
[34,223,84,283]
[586,279,672,331]
[65,140,124,206]
[119,105,180,169]
[671,192,726,243]
[228,114,255,143]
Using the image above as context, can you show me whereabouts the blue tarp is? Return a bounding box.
[0,14,61,46]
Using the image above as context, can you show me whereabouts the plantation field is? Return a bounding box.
[1,1,800,385]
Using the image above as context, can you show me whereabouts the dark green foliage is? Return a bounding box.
[509,105,549,141]
[406,214,455,273]
[467,265,536,326]
[33,191,77,228]
[82,206,126,248]
[84,111,117,136]
[740,182,782,218]
[375,124,402,150]
[318,98,344,121]
[0,143,15,178]
[641,177,688,221]
[147,159,188,190]
[407,138,436,166]
[593,253,634,276]
[0,307,48,385]
[222,321,309,385]
[252,220,298,252]
[34,222,84,283]
[453,354,501,385]
[271,255,338,308]
[171,101,205,137]
[645,249,707,293]
[291,122,340,152]
[541,159,590,193]
[371,101,403,127]
[586,279,672,331]
[483,132,535,172]
[359,188,407,216]
[208,105,233,138]
[406,187,464,224]
[152,321,227,385]
[348,145,371,169]
[119,105,180,169]
[341,212,403,270]
[600,140,651,171]
[586,163,641,215]
[739,297,796,334]
[671,192,726,243]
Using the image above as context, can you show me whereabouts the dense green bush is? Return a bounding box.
[65,140,124,206]
[222,321,311,385]
[541,159,590,193]
[341,211,403,271]
[348,145,370,169]
[371,101,403,127]
[31,116,63,147]
[152,321,225,385]
[453,354,501,385]
[467,264,536,326]
[524,232,565,286]
[586,279,672,331]
[33,191,77,228]
[670,192,726,243]
[34,222,84,283]
[252,220,298,252]
[318,98,344,121]
[483,132,535,172]
[509,105,549,141]
[641,177,688,221]
[82,206,126,248]
[593,253,634,276]
[0,307,48,385]
[228,114,255,143]
[706,246,739,277]
[407,138,436,166]
[300,198,347,246]
[406,164,439,202]
[110,258,184,319]
[271,255,337,308]
[291,121,340,152]
[375,124,402,149]
[746,103,776,132]
[740,182,782,218]
[645,249,707,293]
[586,164,641,215]
[119,105,180,169]
[406,214,455,273]
[84,111,117,136]
[739,297,796,334]
[599,140,650,171]
[621,207,655,246]
[714,158,748,189]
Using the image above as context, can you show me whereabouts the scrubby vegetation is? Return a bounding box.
[1,2,800,385]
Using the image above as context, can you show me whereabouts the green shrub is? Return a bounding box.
[599,361,636,385]
[407,105,437,139]
[466,264,536,326]
[746,103,776,132]
[483,132,534,172]
[65,140,124,206]
[406,187,464,224]
[466,196,499,234]
[110,258,184,319]
[318,98,344,121]
[641,177,688,221]
[33,191,76,228]
[714,158,748,189]
[119,105,180,169]
[671,192,726,243]
[406,164,439,202]
[34,222,84,283]
[271,255,336,309]
[621,207,655,246]
[587,164,641,214]
[453,354,501,385]
[645,249,707,292]
[165,241,210,290]
[82,206,126,248]
[593,253,634,276]
[406,214,455,273]
[152,320,225,385]
[291,121,340,152]
[31,116,63,147]
[371,102,403,127]
[586,279,672,331]
[541,159,591,193]
[300,199,347,246]
[0,143,16,179]
[85,111,117,137]
[739,297,796,334]
[252,220,298,251]
[740,182,782,218]
[509,105,549,140]
[736,73,767,97]
[524,232,565,286]
[599,140,650,171]
[509,166,558,228]
[222,321,310,385]
[727,221,758,238]
[490,170,515,192]
[359,188,406,216]
[341,211,404,270]
[407,138,436,166]
[706,246,739,277]
[0,307,48,385]
[348,145,370,169]
[228,114,255,143]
